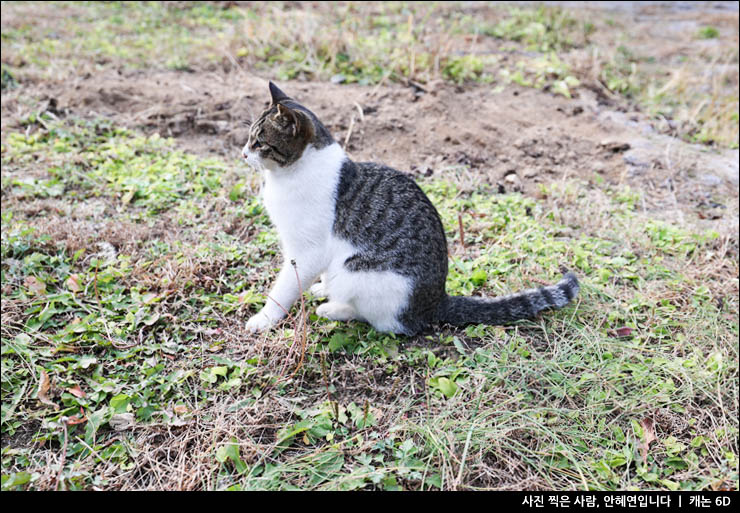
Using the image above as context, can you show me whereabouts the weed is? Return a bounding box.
[2,116,737,490]
[3,2,736,146]
[1,1,738,491]
[697,26,719,39]
[485,5,583,53]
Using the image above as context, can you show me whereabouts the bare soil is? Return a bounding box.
[3,67,737,243]
[1,2,738,491]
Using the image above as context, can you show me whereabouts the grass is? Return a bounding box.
[1,2,737,147]
[1,115,737,490]
[0,1,241,74]
[697,27,720,40]
[1,0,738,491]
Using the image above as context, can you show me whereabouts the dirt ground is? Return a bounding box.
[4,65,737,242]
[1,1,738,491]
[1,2,737,244]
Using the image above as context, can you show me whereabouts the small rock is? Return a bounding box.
[623,154,649,168]
[599,140,631,153]
[698,173,722,187]
[110,413,136,431]
[623,153,650,176]
[504,172,522,192]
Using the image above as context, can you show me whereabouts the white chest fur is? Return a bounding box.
[261,143,345,258]
[247,141,411,335]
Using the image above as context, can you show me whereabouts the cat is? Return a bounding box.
[242,82,579,336]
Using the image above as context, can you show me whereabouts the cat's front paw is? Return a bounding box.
[245,311,276,333]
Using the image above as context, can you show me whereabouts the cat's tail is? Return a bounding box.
[436,272,579,326]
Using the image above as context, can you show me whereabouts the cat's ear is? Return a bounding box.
[269,81,290,105]
[276,104,302,137]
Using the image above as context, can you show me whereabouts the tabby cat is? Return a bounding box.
[242,82,579,335]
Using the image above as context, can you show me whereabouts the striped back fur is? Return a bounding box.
[243,82,581,336]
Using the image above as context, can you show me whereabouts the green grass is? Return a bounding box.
[697,26,720,40]
[2,2,737,147]
[483,5,590,52]
[2,118,737,490]
[0,1,240,74]
[1,0,738,491]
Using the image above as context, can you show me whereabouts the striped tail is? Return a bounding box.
[436,272,579,326]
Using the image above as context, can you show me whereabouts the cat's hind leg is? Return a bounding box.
[309,273,329,298]
[316,302,359,321]
[324,262,412,334]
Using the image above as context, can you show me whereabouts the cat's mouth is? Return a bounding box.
[242,149,266,171]
[242,148,256,165]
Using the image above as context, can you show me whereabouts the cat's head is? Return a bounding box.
[242,82,334,171]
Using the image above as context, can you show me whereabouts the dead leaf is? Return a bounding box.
[608,326,633,338]
[371,406,383,423]
[173,405,188,415]
[143,313,160,326]
[67,384,86,398]
[66,274,80,293]
[167,415,187,427]
[639,417,656,464]
[141,292,158,305]
[109,413,136,431]
[121,190,135,205]
[710,479,732,491]
[53,344,79,354]
[25,276,46,296]
[65,408,87,426]
[37,370,58,410]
